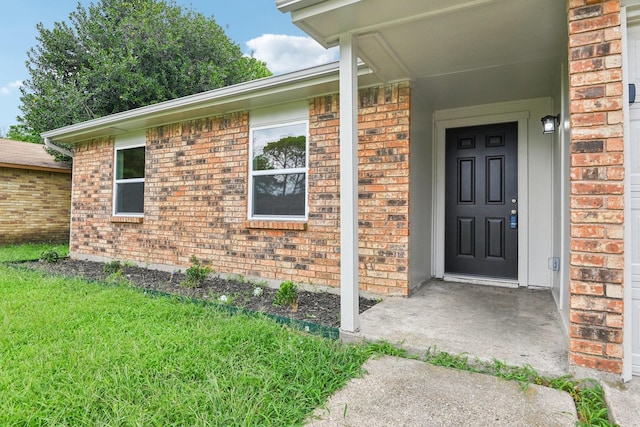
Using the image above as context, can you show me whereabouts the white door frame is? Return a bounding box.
[433,102,534,287]
[622,5,637,380]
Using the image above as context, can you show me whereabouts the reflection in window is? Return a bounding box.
[250,122,307,218]
[253,173,306,216]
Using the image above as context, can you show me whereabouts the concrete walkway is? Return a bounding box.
[320,280,639,426]
[307,356,578,426]
[348,280,569,376]
[602,380,640,427]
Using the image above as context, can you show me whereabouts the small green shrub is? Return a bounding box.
[181,255,212,288]
[273,280,299,309]
[39,250,60,263]
[103,260,122,275]
[105,269,131,286]
[102,260,132,285]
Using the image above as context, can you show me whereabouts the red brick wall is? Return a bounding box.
[70,82,411,295]
[311,83,411,295]
[0,167,71,244]
[568,0,624,374]
[71,139,116,255]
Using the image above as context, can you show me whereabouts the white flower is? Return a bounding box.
[219,295,228,303]
[253,287,263,297]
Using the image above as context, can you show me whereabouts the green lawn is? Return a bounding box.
[0,244,615,426]
[0,242,69,262]
[0,244,379,426]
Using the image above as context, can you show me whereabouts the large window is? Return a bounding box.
[249,122,308,219]
[114,144,145,215]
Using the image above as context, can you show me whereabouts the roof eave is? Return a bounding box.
[42,62,377,144]
[0,162,71,173]
[275,0,327,13]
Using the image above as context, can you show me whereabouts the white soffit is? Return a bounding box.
[289,0,566,82]
[285,0,567,109]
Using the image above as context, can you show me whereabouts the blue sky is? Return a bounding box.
[0,0,338,133]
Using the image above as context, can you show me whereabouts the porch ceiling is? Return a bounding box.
[282,0,568,110]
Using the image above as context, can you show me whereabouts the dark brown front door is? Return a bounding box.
[445,122,518,279]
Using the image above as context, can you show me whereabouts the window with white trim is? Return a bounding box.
[114,135,145,216]
[249,121,308,219]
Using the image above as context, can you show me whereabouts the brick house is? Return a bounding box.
[0,139,71,245]
[42,0,640,380]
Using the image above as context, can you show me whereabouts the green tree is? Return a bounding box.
[19,0,271,161]
[2,124,42,144]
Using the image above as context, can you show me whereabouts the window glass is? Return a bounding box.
[253,173,306,216]
[116,147,145,180]
[250,122,307,218]
[115,144,145,215]
[115,182,144,214]
[252,123,307,171]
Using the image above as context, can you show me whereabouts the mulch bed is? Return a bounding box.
[18,258,378,329]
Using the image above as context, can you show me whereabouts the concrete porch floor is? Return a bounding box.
[346,280,569,377]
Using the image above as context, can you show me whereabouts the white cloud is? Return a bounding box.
[0,80,23,96]
[246,34,338,75]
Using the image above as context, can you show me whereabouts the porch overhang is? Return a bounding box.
[278,0,568,110]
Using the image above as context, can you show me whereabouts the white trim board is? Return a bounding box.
[623,6,637,381]
[443,274,519,288]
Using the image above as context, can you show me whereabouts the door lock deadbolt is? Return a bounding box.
[509,210,518,229]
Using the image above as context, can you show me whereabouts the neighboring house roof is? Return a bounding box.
[0,139,71,173]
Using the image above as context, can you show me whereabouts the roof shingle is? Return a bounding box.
[0,139,71,171]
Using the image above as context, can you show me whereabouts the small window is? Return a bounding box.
[114,145,145,215]
[249,122,308,219]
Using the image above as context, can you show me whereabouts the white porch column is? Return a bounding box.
[339,33,359,333]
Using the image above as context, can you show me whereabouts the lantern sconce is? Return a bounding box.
[541,114,560,134]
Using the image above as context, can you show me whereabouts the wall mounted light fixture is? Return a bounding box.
[541,114,560,134]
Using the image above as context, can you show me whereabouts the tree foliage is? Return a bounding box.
[19,0,271,160]
[2,124,42,144]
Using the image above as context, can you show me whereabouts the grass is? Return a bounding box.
[0,244,620,425]
[0,242,68,262]
[0,244,380,426]
[0,267,377,425]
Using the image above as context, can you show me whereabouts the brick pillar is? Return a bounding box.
[568,0,624,374]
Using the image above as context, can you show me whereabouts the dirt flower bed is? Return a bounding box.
[20,258,378,328]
